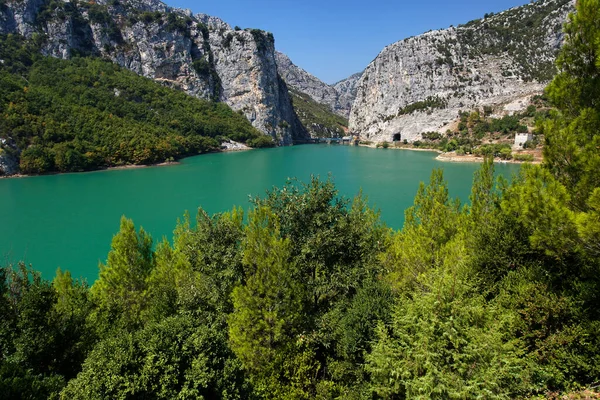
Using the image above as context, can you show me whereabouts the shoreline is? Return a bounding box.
[435,152,541,164]
[1,142,540,179]
[358,142,441,153]
[0,145,253,180]
[358,143,541,164]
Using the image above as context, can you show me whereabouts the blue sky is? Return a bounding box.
[167,0,531,84]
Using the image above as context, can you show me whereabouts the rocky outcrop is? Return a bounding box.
[0,140,18,176]
[332,72,362,117]
[275,51,360,118]
[0,0,307,144]
[349,0,574,143]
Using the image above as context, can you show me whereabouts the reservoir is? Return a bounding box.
[0,145,520,282]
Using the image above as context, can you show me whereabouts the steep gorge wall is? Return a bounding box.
[0,0,307,144]
[349,0,574,142]
[275,51,361,119]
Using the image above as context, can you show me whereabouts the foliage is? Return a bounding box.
[249,29,274,52]
[289,88,348,138]
[91,216,154,330]
[0,263,93,399]
[0,34,262,174]
[541,0,600,210]
[247,135,276,148]
[367,267,527,399]
[3,1,600,398]
[61,315,248,399]
[513,153,534,162]
[397,95,447,116]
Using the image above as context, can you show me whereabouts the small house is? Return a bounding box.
[513,133,533,150]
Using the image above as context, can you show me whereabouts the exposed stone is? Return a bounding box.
[0,147,18,176]
[332,72,362,117]
[0,0,308,144]
[221,139,250,151]
[275,51,361,119]
[349,0,574,143]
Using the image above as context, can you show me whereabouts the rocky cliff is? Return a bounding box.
[275,51,361,118]
[333,72,362,117]
[349,0,574,143]
[0,0,307,144]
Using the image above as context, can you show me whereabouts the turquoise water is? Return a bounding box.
[0,145,519,282]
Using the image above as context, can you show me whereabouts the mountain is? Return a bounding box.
[275,51,361,119]
[349,0,575,143]
[0,0,308,145]
[333,72,362,116]
[0,34,266,175]
[288,89,348,138]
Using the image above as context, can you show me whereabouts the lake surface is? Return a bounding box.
[0,145,519,282]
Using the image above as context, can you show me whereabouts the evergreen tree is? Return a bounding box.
[91,216,154,330]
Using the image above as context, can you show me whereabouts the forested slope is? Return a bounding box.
[1,0,600,398]
[0,34,265,175]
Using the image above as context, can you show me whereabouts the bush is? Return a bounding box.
[247,135,275,148]
[0,35,262,173]
[422,131,442,141]
[192,58,210,77]
[499,147,513,160]
[513,153,534,162]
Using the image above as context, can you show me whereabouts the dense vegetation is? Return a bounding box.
[407,96,552,158]
[289,89,348,138]
[1,0,600,398]
[0,34,264,174]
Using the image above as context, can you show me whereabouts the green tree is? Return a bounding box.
[367,264,528,399]
[61,314,248,399]
[228,206,305,396]
[383,169,463,292]
[91,216,154,330]
[543,0,600,209]
[0,264,93,399]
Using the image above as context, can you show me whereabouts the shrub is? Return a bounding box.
[499,147,513,160]
[513,153,534,162]
[222,33,234,48]
[192,58,210,77]
[247,135,275,148]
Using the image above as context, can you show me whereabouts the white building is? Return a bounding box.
[513,133,533,150]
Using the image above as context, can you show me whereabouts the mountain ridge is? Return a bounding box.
[348,0,574,143]
[275,51,361,119]
[0,0,308,145]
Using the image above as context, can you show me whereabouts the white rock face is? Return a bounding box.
[0,0,307,144]
[275,52,347,118]
[209,31,301,145]
[333,72,362,117]
[349,0,574,143]
[275,51,362,118]
[0,148,18,176]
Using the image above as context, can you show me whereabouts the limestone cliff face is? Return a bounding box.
[349,0,574,143]
[275,51,361,118]
[0,0,307,144]
[333,72,362,117]
[0,149,18,176]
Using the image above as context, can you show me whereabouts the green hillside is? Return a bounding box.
[0,34,264,174]
[289,88,348,138]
